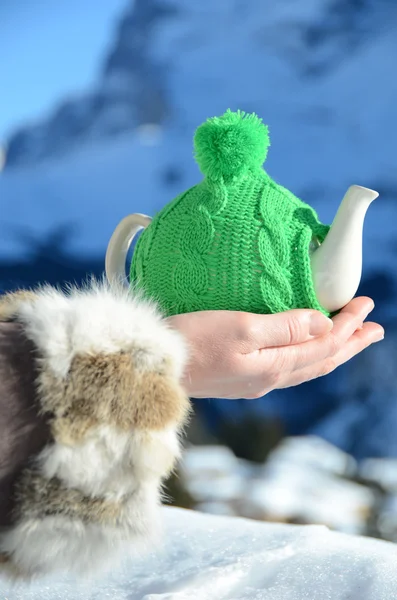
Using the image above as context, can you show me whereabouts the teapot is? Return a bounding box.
[105,110,378,316]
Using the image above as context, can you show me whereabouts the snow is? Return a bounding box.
[265,436,357,476]
[248,468,374,535]
[1,507,397,599]
[0,131,175,260]
[179,438,375,536]
[1,4,397,597]
[360,459,397,493]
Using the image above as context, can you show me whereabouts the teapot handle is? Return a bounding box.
[105,213,152,287]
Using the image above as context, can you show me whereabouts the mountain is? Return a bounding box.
[4,0,175,168]
[4,0,397,177]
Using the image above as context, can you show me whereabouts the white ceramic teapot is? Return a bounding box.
[105,110,378,316]
[106,184,378,314]
[309,184,378,312]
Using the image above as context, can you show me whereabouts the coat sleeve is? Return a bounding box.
[0,281,190,580]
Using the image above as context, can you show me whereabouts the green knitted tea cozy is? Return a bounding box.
[130,109,330,317]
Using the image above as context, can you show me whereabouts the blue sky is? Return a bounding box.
[0,0,126,141]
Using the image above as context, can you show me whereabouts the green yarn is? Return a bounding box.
[130,110,330,317]
[194,109,270,182]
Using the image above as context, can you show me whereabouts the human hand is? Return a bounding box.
[167,297,384,399]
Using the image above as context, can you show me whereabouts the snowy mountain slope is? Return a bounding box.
[2,507,397,599]
[1,0,396,269]
[4,0,397,183]
[3,0,174,167]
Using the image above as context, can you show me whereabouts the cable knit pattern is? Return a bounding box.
[130,110,330,316]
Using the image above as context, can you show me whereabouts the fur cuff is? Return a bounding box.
[0,281,190,579]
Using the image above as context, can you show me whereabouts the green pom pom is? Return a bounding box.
[194,109,270,181]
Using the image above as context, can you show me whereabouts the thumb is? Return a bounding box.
[246,309,333,351]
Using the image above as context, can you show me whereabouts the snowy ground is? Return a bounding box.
[177,436,397,542]
[2,507,397,599]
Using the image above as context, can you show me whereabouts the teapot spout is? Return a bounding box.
[310,185,379,313]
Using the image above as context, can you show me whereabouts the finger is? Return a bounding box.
[261,297,376,373]
[331,297,374,337]
[278,321,384,388]
[241,309,333,352]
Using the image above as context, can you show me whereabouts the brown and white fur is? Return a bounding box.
[0,280,190,579]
